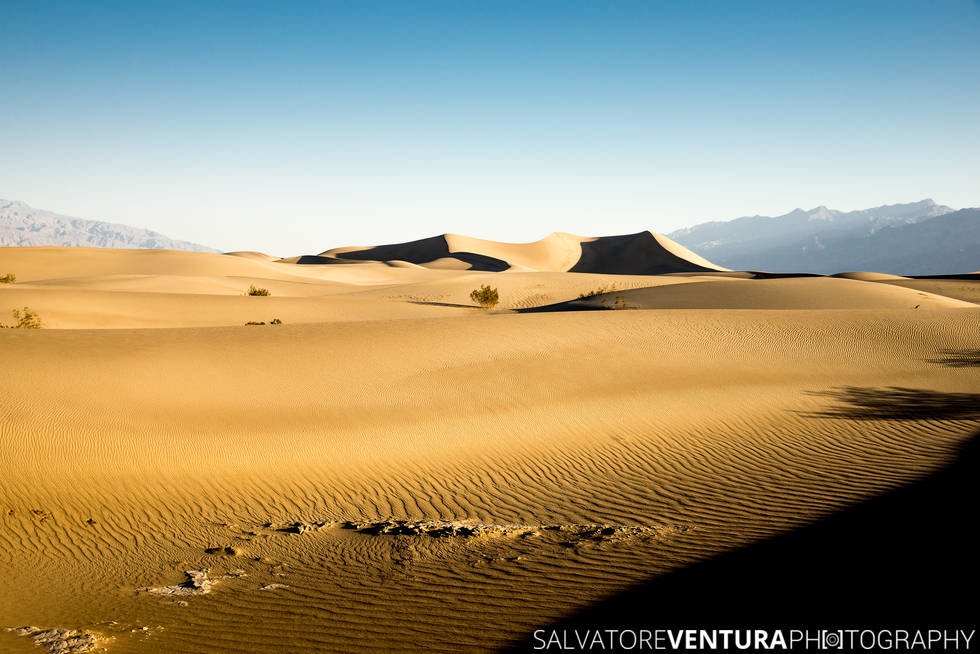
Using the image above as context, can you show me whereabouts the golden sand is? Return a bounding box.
[1,246,977,652]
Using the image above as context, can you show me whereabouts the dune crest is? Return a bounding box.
[319,231,729,274]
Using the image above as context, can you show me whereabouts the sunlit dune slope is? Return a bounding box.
[548,277,974,311]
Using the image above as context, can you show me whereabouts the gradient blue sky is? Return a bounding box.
[2,1,979,254]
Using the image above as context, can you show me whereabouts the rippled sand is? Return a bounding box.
[1,247,977,652]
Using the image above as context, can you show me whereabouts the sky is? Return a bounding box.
[1,1,979,255]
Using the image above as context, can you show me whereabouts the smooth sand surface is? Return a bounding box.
[1,247,978,652]
[832,271,909,281]
[879,278,980,304]
[552,277,974,311]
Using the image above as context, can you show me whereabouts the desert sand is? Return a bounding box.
[1,236,978,653]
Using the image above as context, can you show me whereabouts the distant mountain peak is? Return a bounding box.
[0,199,219,252]
[807,206,835,221]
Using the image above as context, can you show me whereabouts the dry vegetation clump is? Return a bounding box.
[470,285,499,310]
[246,285,271,296]
[0,273,15,284]
[578,284,618,299]
[1,306,43,329]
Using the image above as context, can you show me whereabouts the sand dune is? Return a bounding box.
[878,278,980,305]
[0,247,743,328]
[832,271,908,281]
[1,245,978,652]
[224,251,283,262]
[531,277,975,311]
[321,231,729,274]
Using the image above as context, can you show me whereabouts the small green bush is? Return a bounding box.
[470,285,499,310]
[0,273,15,284]
[246,285,271,296]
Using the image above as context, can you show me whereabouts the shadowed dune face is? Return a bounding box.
[319,231,727,274]
[324,234,512,271]
[326,235,458,265]
[571,232,725,275]
[505,428,980,652]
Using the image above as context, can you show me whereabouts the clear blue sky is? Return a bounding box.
[2,0,979,254]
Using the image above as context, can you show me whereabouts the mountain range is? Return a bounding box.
[0,199,218,252]
[668,199,979,275]
[2,197,977,274]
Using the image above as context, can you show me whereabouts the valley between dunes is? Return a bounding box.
[1,246,978,653]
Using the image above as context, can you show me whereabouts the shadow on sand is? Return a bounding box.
[505,389,979,651]
[928,348,980,369]
[406,300,480,309]
[806,386,980,420]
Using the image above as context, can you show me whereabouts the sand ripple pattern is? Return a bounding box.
[1,308,978,652]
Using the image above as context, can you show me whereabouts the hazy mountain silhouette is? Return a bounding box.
[0,199,218,252]
[669,200,979,275]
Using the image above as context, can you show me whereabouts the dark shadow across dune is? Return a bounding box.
[332,235,451,264]
[929,349,980,369]
[518,300,607,314]
[406,300,480,309]
[806,386,980,420]
[570,232,720,275]
[329,236,511,271]
[451,251,511,271]
[505,392,979,651]
[747,271,826,279]
[290,255,359,265]
[910,273,980,281]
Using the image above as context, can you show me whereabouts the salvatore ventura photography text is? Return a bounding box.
[532,628,977,652]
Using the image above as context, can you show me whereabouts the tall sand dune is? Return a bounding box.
[321,231,729,274]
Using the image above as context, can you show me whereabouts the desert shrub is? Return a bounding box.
[270,318,282,325]
[10,306,42,329]
[470,285,499,310]
[578,284,618,299]
[0,273,15,284]
[245,321,266,326]
[246,285,271,296]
